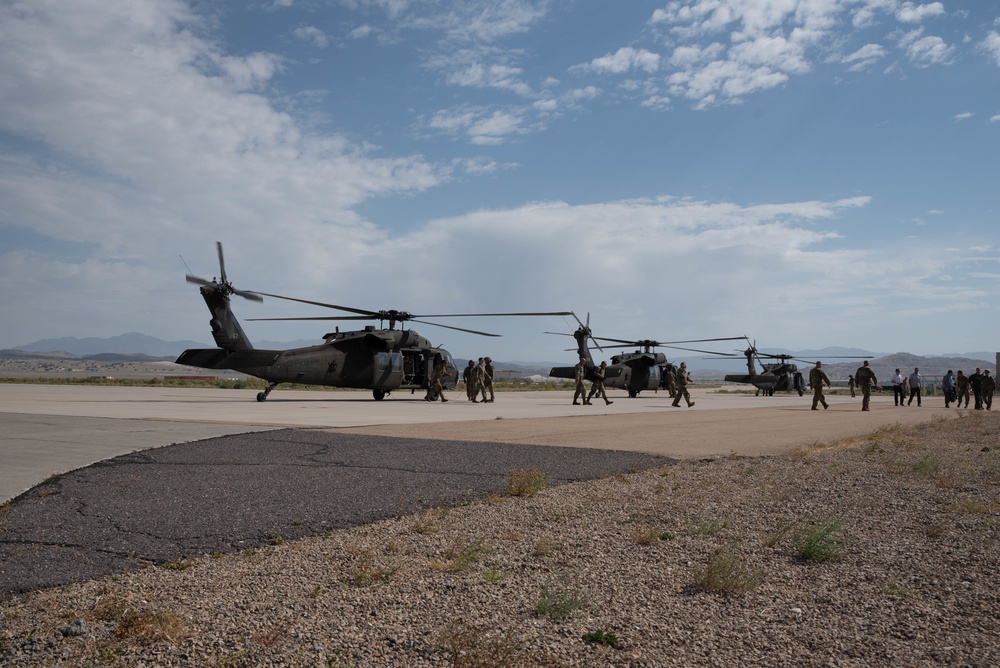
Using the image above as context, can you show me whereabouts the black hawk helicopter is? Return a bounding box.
[176,242,570,402]
[704,339,872,396]
[547,313,744,397]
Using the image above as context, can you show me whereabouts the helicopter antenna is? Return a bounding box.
[179,254,195,277]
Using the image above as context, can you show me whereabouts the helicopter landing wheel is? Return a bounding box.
[256,381,279,402]
[373,389,386,401]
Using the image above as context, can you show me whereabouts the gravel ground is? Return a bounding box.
[2,411,998,667]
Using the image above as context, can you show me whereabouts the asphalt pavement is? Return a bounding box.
[0,384,952,600]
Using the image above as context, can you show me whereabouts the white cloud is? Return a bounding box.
[579,47,661,74]
[953,112,973,122]
[349,25,373,39]
[293,25,329,48]
[426,105,528,144]
[843,43,887,71]
[897,28,955,67]
[991,114,1000,123]
[983,31,1000,66]
[896,2,945,23]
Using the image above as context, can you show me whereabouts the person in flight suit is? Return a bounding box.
[671,362,695,408]
[809,361,831,410]
[482,356,495,403]
[573,357,591,405]
[854,360,878,411]
[587,361,614,405]
[463,360,476,401]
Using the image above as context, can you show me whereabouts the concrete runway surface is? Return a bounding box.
[0,384,956,598]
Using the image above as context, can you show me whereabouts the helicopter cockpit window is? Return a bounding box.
[375,352,403,374]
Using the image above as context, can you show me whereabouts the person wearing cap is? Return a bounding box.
[474,357,487,403]
[587,360,614,406]
[573,356,591,405]
[671,362,695,408]
[983,369,995,410]
[956,370,971,408]
[809,361,831,410]
[482,356,495,403]
[854,360,878,411]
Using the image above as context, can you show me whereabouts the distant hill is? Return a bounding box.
[11,333,316,358]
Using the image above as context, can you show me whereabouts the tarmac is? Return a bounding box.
[0,384,955,599]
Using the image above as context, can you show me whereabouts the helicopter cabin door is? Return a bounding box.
[373,351,404,389]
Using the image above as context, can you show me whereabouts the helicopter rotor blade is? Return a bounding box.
[246,315,373,322]
[185,274,211,287]
[408,318,501,337]
[658,344,743,356]
[248,292,378,318]
[216,241,227,285]
[414,311,573,319]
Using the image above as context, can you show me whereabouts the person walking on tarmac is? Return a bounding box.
[587,361,614,405]
[425,357,449,402]
[573,356,591,405]
[463,360,476,401]
[854,360,878,411]
[809,361,831,410]
[671,362,695,408]
[482,356,495,403]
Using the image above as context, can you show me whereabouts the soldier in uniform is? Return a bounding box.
[848,374,856,397]
[955,370,971,408]
[572,356,591,405]
[424,357,449,402]
[587,361,614,405]
[664,366,677,398]
[809,361,831,410]
[969,368,984,410]
[854,360,878,411]
[473,357,487,403]
[463,360,476,401]
[482,356,495,403]
[671,362,695,408]
[982,369,995,410]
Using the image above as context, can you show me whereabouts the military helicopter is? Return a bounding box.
[547,314,744,397]
[177,242,570,402]
[704,339,872,396]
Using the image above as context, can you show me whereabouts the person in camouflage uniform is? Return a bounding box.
[983,369,995,410]
[587,361,614,405]
[482,356,495,403]
[474,357,488,403]
[854,360,878,411]
[424,358,449,402]
[671,362,695,408]
[955,370,971,408]
[969,368,984,410]
[573,357,591,405]
[664,366,677,398]
[463,360,476,401]
[809,361,831,410]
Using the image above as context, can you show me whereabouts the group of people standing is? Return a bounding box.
[812,362,996,412]
[461,357,495,403]
[941,367,994,410]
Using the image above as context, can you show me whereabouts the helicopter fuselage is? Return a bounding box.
[176,284,458,400]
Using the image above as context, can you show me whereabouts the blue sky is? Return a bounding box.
[1,0,998,363]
